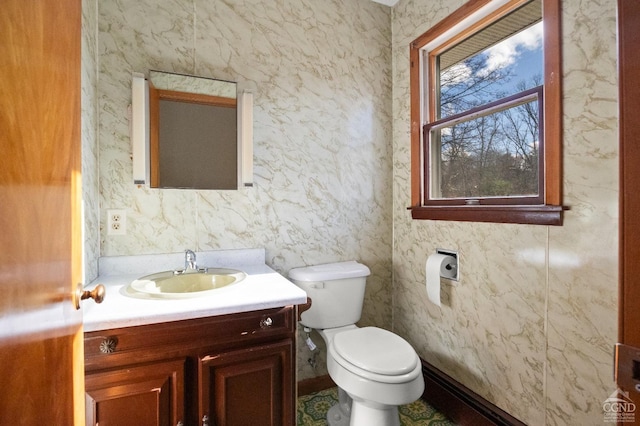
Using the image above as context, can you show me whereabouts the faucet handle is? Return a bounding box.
[184,249,197,270]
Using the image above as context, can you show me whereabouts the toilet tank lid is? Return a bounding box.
[288,261,371,282]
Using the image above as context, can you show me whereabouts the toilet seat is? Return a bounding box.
[329,327,421,384]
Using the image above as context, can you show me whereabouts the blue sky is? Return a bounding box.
[441,21,543,105]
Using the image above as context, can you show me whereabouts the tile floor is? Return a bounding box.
[297,387,456,425]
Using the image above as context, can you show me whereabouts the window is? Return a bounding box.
[409,0,563,225]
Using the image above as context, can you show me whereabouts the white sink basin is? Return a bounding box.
[127,268,246,299]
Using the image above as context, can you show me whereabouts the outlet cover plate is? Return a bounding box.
[107,209,127,236]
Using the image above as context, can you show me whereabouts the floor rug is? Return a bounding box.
[297,387,456,425]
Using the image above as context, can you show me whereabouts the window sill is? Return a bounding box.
[409,204,565,225]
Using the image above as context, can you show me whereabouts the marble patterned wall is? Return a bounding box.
[391,1,618,425]
[90,1,619,422]
[82,0,100,283]
[96,0,392,380]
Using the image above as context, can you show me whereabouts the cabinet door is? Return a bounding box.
[85,359,186,426]
[199,339,294,426]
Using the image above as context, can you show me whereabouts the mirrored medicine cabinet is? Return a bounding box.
[131,70,253,190]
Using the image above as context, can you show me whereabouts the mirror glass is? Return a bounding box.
[148,71,238,190]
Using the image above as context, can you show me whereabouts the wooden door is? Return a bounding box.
[617,0,640,421]
[198,340,294,426]
[85,359,186,426]
[0,0,83,424]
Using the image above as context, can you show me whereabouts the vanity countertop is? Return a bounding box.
[82,249,307,332]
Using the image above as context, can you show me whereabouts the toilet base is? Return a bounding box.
[327,403,350,426]
[350,400,400,426]
[327,387,352,426]
[327,402,400,426]
[326,387,401,426]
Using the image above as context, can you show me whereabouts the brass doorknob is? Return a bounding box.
[75,283,106,310]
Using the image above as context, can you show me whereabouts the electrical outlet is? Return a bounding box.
[107,209,127,236]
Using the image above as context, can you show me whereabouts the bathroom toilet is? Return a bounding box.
[289,261,424,426]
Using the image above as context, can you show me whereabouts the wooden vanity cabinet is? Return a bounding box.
[84,306,296,426]
[85,359,186,426]
[199,340,292,426]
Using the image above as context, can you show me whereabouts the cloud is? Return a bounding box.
[441,62,473,85]
[480,22,543,76]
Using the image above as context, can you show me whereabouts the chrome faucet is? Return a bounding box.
[184,249,197,272]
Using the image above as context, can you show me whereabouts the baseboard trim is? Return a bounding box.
[421,360,526,426]
[297,374,335,396]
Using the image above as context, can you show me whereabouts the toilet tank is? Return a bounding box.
[288,261,371,329]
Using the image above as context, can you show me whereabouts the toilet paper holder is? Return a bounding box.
[436,248,459,281]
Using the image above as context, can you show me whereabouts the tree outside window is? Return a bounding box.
[410,0,564,225]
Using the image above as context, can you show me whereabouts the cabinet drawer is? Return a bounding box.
[85,306,295,370]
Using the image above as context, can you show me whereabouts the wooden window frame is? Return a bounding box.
[409,0,564,225]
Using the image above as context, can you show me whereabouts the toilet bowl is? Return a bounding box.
[289,261,425,426]
[320,326,424,426]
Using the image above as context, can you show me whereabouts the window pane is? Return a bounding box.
[430,98,540,199]
[437,0,542,119]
